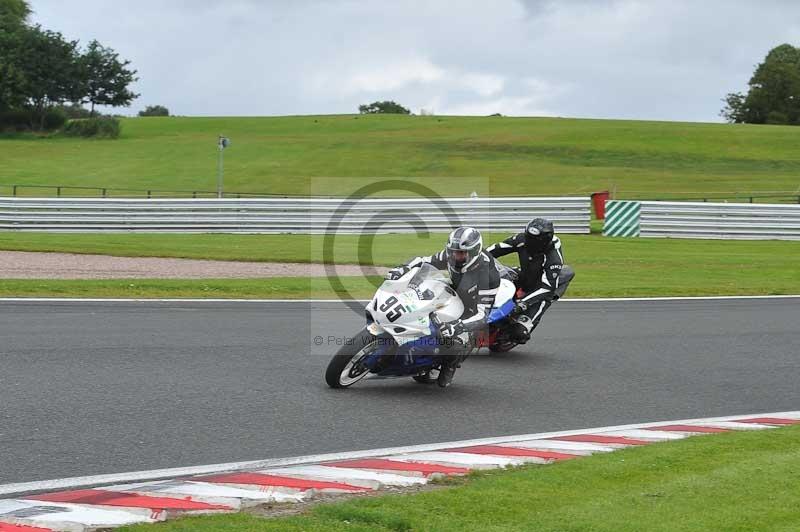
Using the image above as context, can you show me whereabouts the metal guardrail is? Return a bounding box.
[0,197,591,234]
[638,201,800,240]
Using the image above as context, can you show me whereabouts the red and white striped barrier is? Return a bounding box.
[1,411,798,531]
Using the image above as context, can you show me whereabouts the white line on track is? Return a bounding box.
[0,295,798,303]
[1,410,798,498]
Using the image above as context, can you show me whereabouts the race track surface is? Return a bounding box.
[1,298,798,484]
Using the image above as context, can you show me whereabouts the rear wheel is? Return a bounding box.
[489,340,518,353]
[325,328,383,388]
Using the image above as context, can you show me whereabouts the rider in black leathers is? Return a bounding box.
[386,226,500,387]
[487,218,574,343]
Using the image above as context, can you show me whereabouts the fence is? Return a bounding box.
[631,193,800,205]
[5,183,799,204]
[0,197,591,234]
[604,200,800,240]
[0,183,299,199]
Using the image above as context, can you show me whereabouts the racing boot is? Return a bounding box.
[437,323,470,387]
[437,357,458,388]
[510,314,533,344]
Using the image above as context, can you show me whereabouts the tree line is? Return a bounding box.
[0,0,138,132]
[722,44,800,125]
[358,101,410,114]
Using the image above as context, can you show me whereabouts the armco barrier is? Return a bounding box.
[0,197,590,234]
[603,200,800,240]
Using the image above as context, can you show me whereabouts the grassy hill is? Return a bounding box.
[1,115,799,199]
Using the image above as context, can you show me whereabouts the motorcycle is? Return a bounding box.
[324,263,521,388]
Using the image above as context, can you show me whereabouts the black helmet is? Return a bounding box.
[524,218,554,253]
[446,226,483,274]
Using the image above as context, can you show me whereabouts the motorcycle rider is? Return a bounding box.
[385,226,500,387]
[487,218,574,344]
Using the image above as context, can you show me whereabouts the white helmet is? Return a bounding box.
[445,226,483,274]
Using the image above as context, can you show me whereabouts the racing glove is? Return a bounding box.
[439,320,467,339]
[440,320,465,338]
[440,320,469,346]
[385,267,408,280]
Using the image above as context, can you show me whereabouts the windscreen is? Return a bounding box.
[407,263,450,300]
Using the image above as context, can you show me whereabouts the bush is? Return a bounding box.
[63,116,121,138]
[43,107,67,130]
[0,108,34,131]
[766,110,790,125]
[0,107,66,132]
[138,105,169,117]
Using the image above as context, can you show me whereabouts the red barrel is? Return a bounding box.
[591,191,610,219]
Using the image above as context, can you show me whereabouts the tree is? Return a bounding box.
[14,25,83,130]
[0,0,30,111]
[58,102,92,119]
[79,40,138,115]
[138,104,169,117]
[721,44,800,125]
[0,0,138,134]
[0,31,24,111]
[0,0,30,31]
[358,100,411,114]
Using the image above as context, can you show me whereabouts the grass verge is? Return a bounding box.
[0,233,798,298]
[117,425,800,532]
[0,277,377,299]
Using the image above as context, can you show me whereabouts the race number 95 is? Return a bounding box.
[379,296,406,322]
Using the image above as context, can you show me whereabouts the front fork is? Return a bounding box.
[361,331,396,371]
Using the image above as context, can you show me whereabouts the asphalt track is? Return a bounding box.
[1,298,798,485]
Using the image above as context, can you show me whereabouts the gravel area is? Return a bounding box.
[0,251,388,279]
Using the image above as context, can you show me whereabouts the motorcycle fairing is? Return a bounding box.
[363,265,518,378]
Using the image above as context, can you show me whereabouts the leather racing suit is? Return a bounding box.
[487,233,572,339]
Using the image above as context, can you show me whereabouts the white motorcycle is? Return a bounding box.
[325,263,519,388]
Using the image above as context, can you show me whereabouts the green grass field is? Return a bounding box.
[1,232,798,298]
[117,425,800,532]
[2,114,799,298]
[2,115,800,200]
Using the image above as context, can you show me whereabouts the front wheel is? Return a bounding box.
[325,328,385,388]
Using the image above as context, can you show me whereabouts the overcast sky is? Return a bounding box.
[30,0,800,122]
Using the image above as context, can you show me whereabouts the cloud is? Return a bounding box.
[439,96,554,117]
[458,73,505,97]
[27,0,800,121]
[437,76,567,116]
[316,60,505,101]
[320,58,447,95]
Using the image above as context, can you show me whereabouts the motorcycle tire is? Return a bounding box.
[325,328,382,388]
[489,340,518,353]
